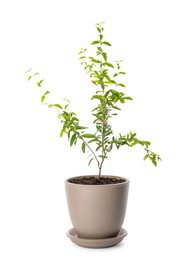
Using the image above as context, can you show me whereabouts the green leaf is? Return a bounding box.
[124,96,133,100]
[88,138,98,143]
[97,27,101,33]
[79,56,86,59]
[70,133,77,146]
[119,72,126,75]
[88,158,94,166]
[102,52,107,61]
[67,130,71,140]
[78,48,87,55]
[130,142,137,147]
[44,91,50,95]
[91,41,100,45]
[28,75,32,81]
[98,155,108,159]
[105,62,114,68]
[152,159,157,166]
[118,83,126,87]
[104,74,111,81]
[60,127,66,137]
[26,68,32,73]
[112,105,121,110]
[99,34,103,41]
[76,126,87,130]
[91,94,103,101]
[104,89,111,97]
[143,154,149,161]
[103,41,112,46]
[82,142,86,153]
[37,79,44,87]
[96,145,101,151]
[41,95,45,103]
[82,134,95,138]
[120,99,125,104]
[108,79,117,84]
[72,117,79,121]
[89,57,101,63]
[53,104,62,109]
[143,141,151,146]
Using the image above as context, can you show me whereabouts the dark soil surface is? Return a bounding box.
[68,176,126,185]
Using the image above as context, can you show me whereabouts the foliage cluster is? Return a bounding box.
[27,23,161,177]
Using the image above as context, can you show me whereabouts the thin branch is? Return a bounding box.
[77,132,100,168]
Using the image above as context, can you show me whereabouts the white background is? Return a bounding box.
[0,0,191,259]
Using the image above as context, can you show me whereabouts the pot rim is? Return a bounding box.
[65,175,130,187]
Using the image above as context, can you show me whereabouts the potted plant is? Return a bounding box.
[27,22,161,248]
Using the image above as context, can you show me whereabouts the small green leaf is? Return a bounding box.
[60,127,66,137]
[98,155,108,159]
[143,141,151,146]
[79,56,86,59]
[96,145,101,151]
[105,62,114,68]
[88,138,97,143]
[82,142,86,153]
[112,105,121,110]
[88,158,94,166]
[97,27,101,33]
[76,126,87,130]
[102,52,107,61]
[152,159,157,166]
[26,68,32,73]
[108,79,116,84]
[67,130,71,140]
[130,142,137,147]
[89,57,101,63]
[82,134,95,138]
[91,41,100,45]
[72,117,79,122]
[143,154,149,161]
[103,41,112,46]
[91,94,103,101]
[70,133,77,146]
[99,34,103,41]
[53,104,62,109]
[118,83,126,87]
[120,99,125,104]
[124,96,133,100]
[41,95,45,103]
[37,79,44,87]
[119,72,126,75]
[28,75,32,81]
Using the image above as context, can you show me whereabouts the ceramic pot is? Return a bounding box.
[65,175,130,239]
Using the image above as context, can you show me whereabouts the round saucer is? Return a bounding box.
[66,228,127,248]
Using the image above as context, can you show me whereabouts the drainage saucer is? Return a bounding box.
[66,228,127,248]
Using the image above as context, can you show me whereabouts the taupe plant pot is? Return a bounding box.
[65,175,130,241]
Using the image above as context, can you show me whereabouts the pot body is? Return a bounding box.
[65,175,130,239]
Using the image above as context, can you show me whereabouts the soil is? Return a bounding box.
[68,176,126,185]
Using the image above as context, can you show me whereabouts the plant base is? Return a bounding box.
[66,227,127,248]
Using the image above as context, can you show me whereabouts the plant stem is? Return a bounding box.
[98,85,107,178]
[77,132,100,169]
